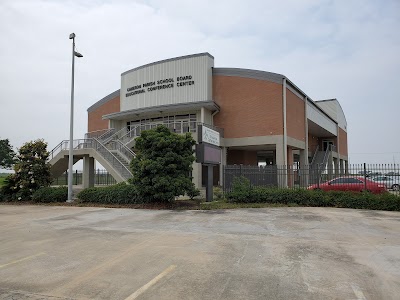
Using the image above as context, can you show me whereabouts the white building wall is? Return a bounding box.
[307,102,337,135]
[120,54,214,112]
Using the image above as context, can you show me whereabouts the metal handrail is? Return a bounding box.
[103,127,129,144]
[107,140,135,162]
[310,145,319,166]
[48,138,132,180]
[85,128,114,139]
[48,140,67,160]
[98,128,116,140]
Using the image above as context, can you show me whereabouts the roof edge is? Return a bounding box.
[121,52,214,76]
[87,89,120,112]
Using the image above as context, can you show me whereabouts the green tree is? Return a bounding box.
[2,139,52,201]
[0,139,16,169]
[130,125,197,203]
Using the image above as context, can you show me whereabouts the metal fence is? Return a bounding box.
[51,170,117,186]
[224,163,400,195]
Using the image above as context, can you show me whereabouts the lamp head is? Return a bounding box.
[69,33,76,39]
[74,51,83,58]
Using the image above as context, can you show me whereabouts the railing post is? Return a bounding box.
[317,164,320,189]
[364,163,367,191]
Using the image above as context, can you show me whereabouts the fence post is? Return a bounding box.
[317,164,320,189]
[75,170,78,185]
[364,163,367,191]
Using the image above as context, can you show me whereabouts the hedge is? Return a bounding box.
[31,186,68,203]
[226,177,400,211]
[77,182,142,204]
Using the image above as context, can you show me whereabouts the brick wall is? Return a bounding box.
[213,76,283,138]
[88,95,120,133]
[227,150,258,165]
[338,127,348,156]
[286,89,305,142]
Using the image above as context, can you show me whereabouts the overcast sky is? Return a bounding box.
[1,0,399,170]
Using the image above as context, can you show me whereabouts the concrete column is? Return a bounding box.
[192,162,202,189]
[299,149,309,187]
[339,159,344,175]
[282,79,288,167]
[304,96,309,165]
[276,141,287,187]
[287,147,294,187]
[220,147,227,188]
[345,160,349,174]
[334,157,339,177]
[83,156,95,188]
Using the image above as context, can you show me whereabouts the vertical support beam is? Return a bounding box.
[287,147,294,187]
[304,96,309,164]
[220,147,227,188]
[299,150,309,187]
[83,156,95,188]
[345,160,349,175]
[200,107,205,124]
[276,139,287,187]
[282,78,288,167]
[334,157,339,177]
[339,159,344,175]
[206,164,213,202]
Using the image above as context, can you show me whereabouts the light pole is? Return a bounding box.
[67,33,83,202]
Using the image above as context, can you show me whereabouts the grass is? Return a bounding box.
[200,200,299,210]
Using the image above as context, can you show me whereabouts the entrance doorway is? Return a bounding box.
[322,140,334,151]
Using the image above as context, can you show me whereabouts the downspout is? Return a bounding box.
[305,96,309,164]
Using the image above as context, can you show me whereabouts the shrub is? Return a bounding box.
[130,125,196,203]
[77,183,142,204]
[213,186,224,200]
[32,186,68,203]
[187,186,200,200]
[2,139,51,201]
[226,181,400,211]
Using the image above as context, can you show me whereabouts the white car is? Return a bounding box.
[371,176,400,191]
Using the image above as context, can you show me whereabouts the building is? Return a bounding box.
[50,52,348,188]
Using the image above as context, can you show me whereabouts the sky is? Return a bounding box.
[0,0,399,171]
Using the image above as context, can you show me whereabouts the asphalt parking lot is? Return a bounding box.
[0,205,399,300]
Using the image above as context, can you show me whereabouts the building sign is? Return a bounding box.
[195,143,221,164]
[120,53,214,112]
[199,125,220,147]
[125,75,195,98]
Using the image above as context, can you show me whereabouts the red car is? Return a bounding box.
[308,176,386,194]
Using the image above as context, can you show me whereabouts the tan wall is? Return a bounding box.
[88,96,120,132]
[286,89,305,142]
[339,128,348,156]
[227,150,258,165]
[213,76,283,138]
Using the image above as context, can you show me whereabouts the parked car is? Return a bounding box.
[371,176,400,191]
[307,176,386,194]
[385,172,400,176]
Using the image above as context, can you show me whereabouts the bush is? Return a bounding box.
[187,186,200,200]
[32,186,68,203]
[213,186,224,200]
[77,182,142,204]
[226,179,400,211]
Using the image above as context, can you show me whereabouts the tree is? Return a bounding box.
[130,125,197,203]
[1,139,52,201]
[0,139,15,169]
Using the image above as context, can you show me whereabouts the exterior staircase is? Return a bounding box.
[48,136,135,183]
[309,145,334,184]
